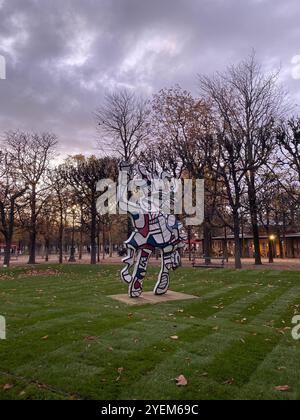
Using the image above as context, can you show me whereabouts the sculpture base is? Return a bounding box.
[108,290,198,306]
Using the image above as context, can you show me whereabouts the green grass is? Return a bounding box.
[0,264,300,400]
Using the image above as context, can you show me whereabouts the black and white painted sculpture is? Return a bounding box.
[118,162,186,298]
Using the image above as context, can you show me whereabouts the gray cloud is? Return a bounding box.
[0,0,300,157]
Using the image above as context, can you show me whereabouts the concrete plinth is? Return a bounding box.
[108,290,199,305]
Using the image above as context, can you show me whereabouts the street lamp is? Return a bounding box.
[69,205,77,263]
[269,235,276,264]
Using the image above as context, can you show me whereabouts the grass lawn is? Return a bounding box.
[0,264,300,400]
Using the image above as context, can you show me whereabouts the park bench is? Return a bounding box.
[192,255,225,269]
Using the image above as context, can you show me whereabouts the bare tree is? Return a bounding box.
[199,53,286,265]
[38,195,57,262]
[149,86,217,259]
[0,148,28,267]
[60,156,118,265]
[49,168,71,264]
[6,131,58,264]
[96,89,150,161]
[277,117,300,182]
[148,86,213,174]
[210,131,248,269]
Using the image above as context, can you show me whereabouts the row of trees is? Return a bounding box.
[1,54,300,268]
[0,137,121,267]
[96,54,300,269]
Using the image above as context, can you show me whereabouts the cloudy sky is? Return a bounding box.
[0,0,300,159]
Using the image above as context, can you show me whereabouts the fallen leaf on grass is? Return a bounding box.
[223,378,235,385]
[84,336,98,342]
[274,385,291,392]
[116,367,124,382]
[41,336,49,340]
[3,384,13,391]
[21,269,60,278]
[176,375,188,386]
[37,384,49,390]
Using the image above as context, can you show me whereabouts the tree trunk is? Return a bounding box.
[90,198,97,265]
[45,238,49,262]
[268,239,274,263]
[248,176,262,265]
[28,229,36,264]
[278,237,283,259]
[233,210,242,269]
[282,213,287,259]
[1,203,14,267]
[187,226,192,262]
[3,237,12,267]
[79,222,83,261]
[58,214,64,264]
[102,227,106,260]
[224,226,229,262]
[108,227,113,258]
[97,226,100,263]
[265,222,273,264]
[28,185,37,265]
[203,217,212,264]
[276,228,284,259]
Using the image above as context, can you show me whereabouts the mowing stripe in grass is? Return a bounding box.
[176,285,254,319]
[207,284,293,326]
[204,331,280,387]
[235,341,300,400]
[0,369,81,400]
[234,284,293,323]
[83,327,218,400]
[1,266,300,400]
[12,321,247,399]
[0,313,138,371]
[118,327,251,400]
[251,286,300,327]
[272,293,300,329]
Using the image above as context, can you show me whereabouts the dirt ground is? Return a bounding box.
[2,253,300,271]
